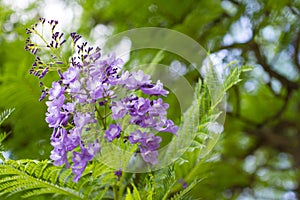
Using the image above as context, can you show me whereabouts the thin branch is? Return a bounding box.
[293,30,300,71]
[250,41,299,91]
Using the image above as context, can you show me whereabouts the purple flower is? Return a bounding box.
[62,102,75,113]
[50,128,70,167]
[141,80,169,96]
[62,66,79,84]
[89,47,101,61]
[140,147,159,165]
[120,70,151,90]
[116,71,130,85]
[101,53,123,69]
[155,119,179,135]
[46,94,65,108]
[129,131,162,165]
[50,129,65,148]
[64,128,81,151]
[86,78,104,100]
[50,147,69,167]
[100,53,124,84]
[69,79,82,94]
[70,32,82,44]
[49,82,64,100]
[178,178,188,189]
[86,141,101,156]
[72,154,89,182]
[137,115,158,128]
[111,101,128,119]
[45,106,64,128]
[74,112,92,129]
[149,98,169,116]
[39,67,49,79]
[131,97,150,116]
[114,168,122,181]
[75,90,88,103]
[39,90,47,101]
[72,142,100,182]
[105,124,122,142]
[128,130,148,144]
[51,127,79,152]
[140,133,162,151]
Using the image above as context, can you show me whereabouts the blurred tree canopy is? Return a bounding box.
[0,0,299,199]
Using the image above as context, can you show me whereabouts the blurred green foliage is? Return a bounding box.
[0,2,51,160]
[0,0,300,199]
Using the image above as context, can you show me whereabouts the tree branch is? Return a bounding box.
[250,41,299,91]
[293,30,300,71]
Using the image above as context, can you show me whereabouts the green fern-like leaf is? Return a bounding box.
[0,159,84,199]
[223,63,252,92]
[0,108,14,126]
[0,132,8,155]
[170,63,249,198]
[82,161,115,200]
[153,166,177,200]
[0,108,14,161]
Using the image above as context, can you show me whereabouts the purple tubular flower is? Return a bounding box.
[50,147,69,167]
[111,100,128,119]
[62,102,75,113]
[101,53,123,68]
[140,133,162,151]
[129,131,162,165]
[101,53,124,86]
[90,47,100,61]
[46,94,65,108]
[49,82,64,100]
[39,67,49,79]
[45,106,64,128]
[119,70,151,90]
[74,112,92,129]
[39,90,47,101]
[155,119,179,135]
[72,142,100,182]
[105,123,122,142]
[62,66,79,84]
[86,78,104,100]
[114,168,122,181]
[99,53,124,85]
[50,128,70,167]
[132,97,150,116]
[149,98,169,116]
[178,178,188,189]
[69,79,81,94]
[140,147,159,165]
[140,80,169,96]
[70,32,82,44]
[128,130,148,144]
[65,127,81,150]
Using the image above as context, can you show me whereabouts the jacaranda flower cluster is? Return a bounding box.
[25,18,178,182]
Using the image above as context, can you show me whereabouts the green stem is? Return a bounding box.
[117,170,126,199]
[104,103,107,129]
[113,184,118,200]
[95,106,106,129]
